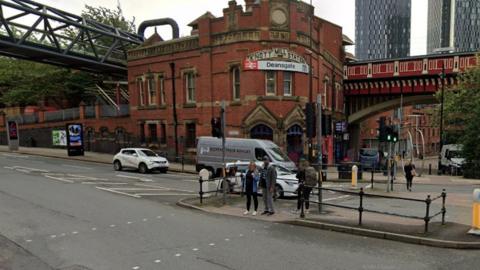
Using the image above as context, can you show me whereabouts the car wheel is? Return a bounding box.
[113,160,122,171]
[139,163,148,174]
[275,184,284,199]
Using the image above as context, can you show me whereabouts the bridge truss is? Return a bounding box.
[0,0,144,77]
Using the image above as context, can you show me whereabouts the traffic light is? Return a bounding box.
[322,114,332,136]
[211,117,222,138]
[385,126,399,143]
[305,103,316,138]
[377,116,387,142]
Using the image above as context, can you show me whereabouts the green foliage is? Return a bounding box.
[440,63,480,164]
[81,5,136,33]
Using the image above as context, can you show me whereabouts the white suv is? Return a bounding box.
[113,148,169,174]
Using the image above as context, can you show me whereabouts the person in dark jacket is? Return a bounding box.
[404,160,416,191]
[242,161,259,216]
[260,156,277,216]
[295,158,306,214]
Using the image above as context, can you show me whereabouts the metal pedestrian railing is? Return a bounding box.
[298,183,447,233]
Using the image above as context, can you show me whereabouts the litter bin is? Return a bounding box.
[338,162,363,180]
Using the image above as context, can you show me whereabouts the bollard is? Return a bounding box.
[351,165,358,188]
[429,164,432,175]
[199,169,210,204]
[468,189,480,235]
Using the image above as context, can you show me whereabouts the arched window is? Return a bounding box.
[250,124,273,141]
[232,67,240,100]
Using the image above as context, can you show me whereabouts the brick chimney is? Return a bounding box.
[245,0,255,12]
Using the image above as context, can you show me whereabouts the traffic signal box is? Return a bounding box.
[211,117,222,138]
[377,116,387,142]
[305,102,332,138]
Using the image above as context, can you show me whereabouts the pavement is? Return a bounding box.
[3,153,480,270]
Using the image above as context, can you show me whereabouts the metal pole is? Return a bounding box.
[390,142,393,191]
[441,189,447,225]
[169,62,179,159]
[221,101,227,205]
[387,142,391,192]
[424,195,431,233]
[438,61,445,175]
[359,187,364,226]
[199,177,203,205]
[317,94,323,212]
[307,0,313,163]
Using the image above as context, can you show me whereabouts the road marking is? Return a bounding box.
[50,235,56,239]
[72,231,78,235]
[156,216,162,219]
[323,195,351,202]
[175,253,181,257]
[43,174,75,183]
[142,218,148,222]
[95,187,141,198]
[154,259,161,263]
[25,239,32,243]
[192,248,199,251]
[116,174,153,182]
[91,228,97,231]
[134,193,190,196]
[127,221,133,225]
[132,266,140,270]
[225,238,230,241]
[82,182,128,185]
[67,174,107,181]
[209,243,215,246]
[14,166,49,173]
[239,234,243,237]
[135,183,195,193]
[60,233,66,237]
[62,164,93,170]
[106,188,168,191]
[109,224,116,228]
[2,153,29,158]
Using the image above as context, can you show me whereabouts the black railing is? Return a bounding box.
[299,183,447,233]
[198,176,226,205]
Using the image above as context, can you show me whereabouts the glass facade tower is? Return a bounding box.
[355,0,411,60]
[427,0,480,53]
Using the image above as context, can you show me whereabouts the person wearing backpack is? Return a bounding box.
[295,159,317,214]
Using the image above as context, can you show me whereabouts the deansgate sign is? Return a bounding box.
[244,48,310,74]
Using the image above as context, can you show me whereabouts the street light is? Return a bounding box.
[438,61,446,174]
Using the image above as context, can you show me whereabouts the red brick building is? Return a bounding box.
[127,0,349,164]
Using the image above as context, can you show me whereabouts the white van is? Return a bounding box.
[440,144,465,174]
[196,137,296,175]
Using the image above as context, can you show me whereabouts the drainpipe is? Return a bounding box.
[138,18,180,39]
[170,62,179,158]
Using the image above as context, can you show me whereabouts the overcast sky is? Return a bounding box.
[35,0,428,55]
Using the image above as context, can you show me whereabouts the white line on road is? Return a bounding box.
[134,193,190,196]
[132,266,140,270]
[323,195,351,202]
[105,188,168,191]
[116,174,153,182]
[154,259,161,263]
[175,253,181,257]
[43,174,75,183]
[2,153,29,158]
[62,164,93,170]
[95,187,141,198]
[81,182,128,185]
[25,239,32,243]
[192,248,199,251]
[135,183,195,193]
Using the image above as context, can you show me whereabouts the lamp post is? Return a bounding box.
[438,61,446,174]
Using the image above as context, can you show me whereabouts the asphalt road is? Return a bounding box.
[0,153,479,270]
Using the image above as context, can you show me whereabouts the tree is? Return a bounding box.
[440,61,480,177]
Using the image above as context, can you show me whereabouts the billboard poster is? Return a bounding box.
[52,130,67,146]
[66,123,84,156]
[6,120,19,151]
[8,121,18,140]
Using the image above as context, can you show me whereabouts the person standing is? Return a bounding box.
[242,161,259,216]
[404,160,416,191]
[260,156,277,216]
[295,159,316,214]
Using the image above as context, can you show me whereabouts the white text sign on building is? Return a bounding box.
[244,60,309,74]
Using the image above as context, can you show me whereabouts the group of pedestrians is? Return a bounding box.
[241,156,417,216]
[242,156,277,216]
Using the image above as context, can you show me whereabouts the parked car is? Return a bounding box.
[113,148,169,173]
[224,161,299,198]
[196,137,297,176]
[440,144,465,175]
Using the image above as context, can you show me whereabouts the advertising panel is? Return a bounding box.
[52,130,67,146]
[66,123,84,156]
[6,120,19,151]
